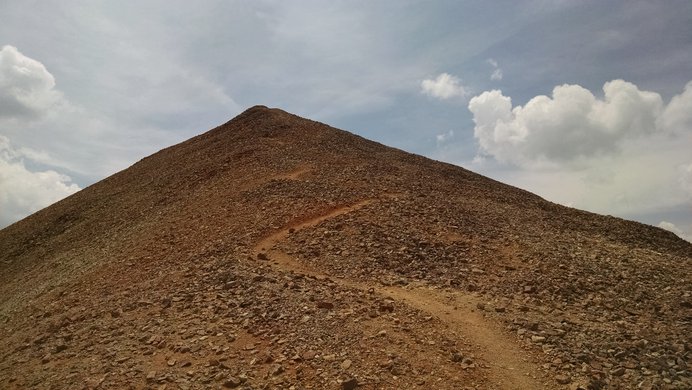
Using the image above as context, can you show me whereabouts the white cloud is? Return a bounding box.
[0,44,232,178]
[467,80,674,166]
[421,73,467,100]
[659,81,692,134]
[0,46,110,176]
[436,130,454,146]
[0,46,81,227]
[0,45,65,120]
[487,58,503,81]
[462,80,692,244]
[0,135,80,227]
[0,43,245,228]
[659,221,683,235]
[658,221,691,242]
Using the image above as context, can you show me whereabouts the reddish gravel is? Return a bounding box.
[1,106,690,389]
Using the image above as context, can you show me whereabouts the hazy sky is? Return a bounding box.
[1,1,691,241]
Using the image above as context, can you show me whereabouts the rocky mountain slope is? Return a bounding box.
[1,106,690,389]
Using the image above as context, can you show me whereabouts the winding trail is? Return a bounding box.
[253,198,555,390]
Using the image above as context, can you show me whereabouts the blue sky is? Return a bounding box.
[1,1,691,241]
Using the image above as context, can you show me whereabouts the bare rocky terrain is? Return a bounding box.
[1,106,690,389]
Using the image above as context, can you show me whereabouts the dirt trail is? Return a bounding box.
[272,164,313,180]
[255,199,374,253]
[381,286,549,389]
[253,199,556,390]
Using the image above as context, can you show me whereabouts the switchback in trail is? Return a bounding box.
[253,196,562,390]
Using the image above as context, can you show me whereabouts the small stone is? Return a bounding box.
[223,376,242,388]
[341,359,353,370]
[54,344,67,353]
[167,359,176,366]
[342,377,359,390]
[146,371,156,382]
[270,364,284,376]
[41,354,51,364]
[116,356,129,363]
[494,306,506,313]
[85,375,107,388]
[379,300,395,313]
[637,379,653,390]
[316,301,334,310]
[451,352,463,362]
[611,367,625,376]
[555,374,571,384]
[476,303,486,311]
[257,252,269,261]
[531,336,546,343]
[301,350,317,360]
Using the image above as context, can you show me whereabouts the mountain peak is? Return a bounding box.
[0,107,690,389]
[212,105,311,140]
[236,104,278,119]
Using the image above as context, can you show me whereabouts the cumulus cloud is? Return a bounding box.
[462,80,692,244]
[658,221,691,242]
[0,135,80,227]
[0,46,80,227]
[659,81,692,134]
[487,58,503,81]
[466,80,690,166]
[0,45,65,120]
[421,73,467,100]
[0,43,244,228]
[658,221,683,235]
